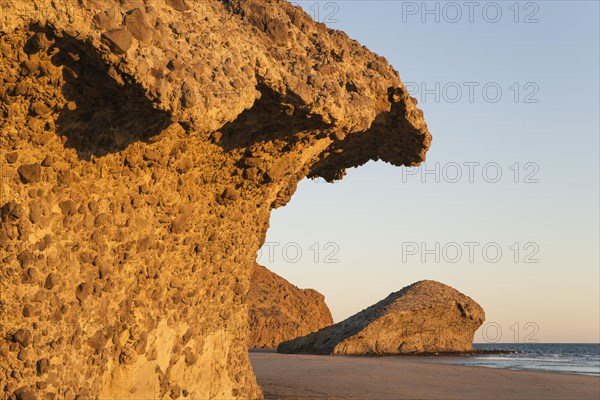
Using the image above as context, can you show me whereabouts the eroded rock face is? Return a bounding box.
[0,0,431,398]
[249,263,333,348]
[278,281,484,355]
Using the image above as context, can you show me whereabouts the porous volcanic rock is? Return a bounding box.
[278,281,484,355]
[249,263,333,348]
[0,1,431,398]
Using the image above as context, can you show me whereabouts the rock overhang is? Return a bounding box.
[2,0,430,176]
[0,0,431,397]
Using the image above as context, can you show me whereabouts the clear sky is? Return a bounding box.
[259,1,600,343]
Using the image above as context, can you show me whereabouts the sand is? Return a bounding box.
[249,350,600,399]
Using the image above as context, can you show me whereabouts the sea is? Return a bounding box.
[439,343,600,376]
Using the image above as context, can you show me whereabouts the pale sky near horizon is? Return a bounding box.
[259,1,600,343]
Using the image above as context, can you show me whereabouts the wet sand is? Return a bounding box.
[249,350,600,399]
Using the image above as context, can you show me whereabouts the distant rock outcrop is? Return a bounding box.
[278,280,484,355]
[248,264,333,348]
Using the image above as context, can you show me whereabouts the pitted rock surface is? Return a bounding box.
[0,0,431,398]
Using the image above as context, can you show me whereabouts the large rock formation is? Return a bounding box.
[0,0,430,398]
[249,263,333,348]
[278,281,484,355]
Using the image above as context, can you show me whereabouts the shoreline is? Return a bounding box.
[250,350,600,400]
[414,355,600,378]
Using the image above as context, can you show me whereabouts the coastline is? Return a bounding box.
[250,350,600,400]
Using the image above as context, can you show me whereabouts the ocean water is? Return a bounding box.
[442,343,600,376]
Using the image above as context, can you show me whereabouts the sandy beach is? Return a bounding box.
[250,350,600,399]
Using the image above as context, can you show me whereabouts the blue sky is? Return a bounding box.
[260,1,599,343]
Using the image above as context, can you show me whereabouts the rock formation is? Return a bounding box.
[248,263,333,348]
[0,0,431,398]
[278,281,484,355]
